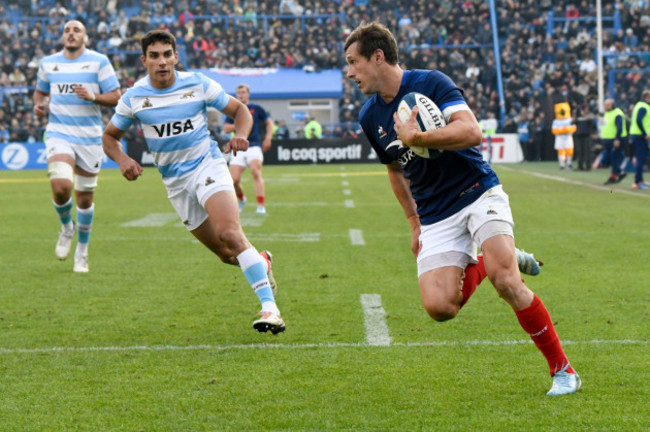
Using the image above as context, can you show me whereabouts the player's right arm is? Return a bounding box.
[33,89,49,117]
[386,161,420,257]
[220,96,252,155]
[103,122,142,181]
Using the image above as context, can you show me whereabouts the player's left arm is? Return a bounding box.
[262,117,274,151]
[221,96,253,155]
[394,108,482,151]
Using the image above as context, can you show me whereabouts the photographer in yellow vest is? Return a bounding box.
[602,99,628,185]
[630,89,650,189]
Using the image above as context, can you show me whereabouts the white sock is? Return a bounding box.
[261,301,280,315]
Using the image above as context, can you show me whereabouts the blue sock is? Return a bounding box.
[53,198,73,229]
[76,204,94,256]
[237,247,276,307]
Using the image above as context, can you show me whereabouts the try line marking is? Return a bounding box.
[0,339,645,356]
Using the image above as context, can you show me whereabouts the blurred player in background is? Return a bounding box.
[345,22,580,395]
[33,20,121,273]
[224,84,274,214]
[102,30,284,334]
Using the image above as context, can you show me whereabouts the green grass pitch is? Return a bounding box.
[0,162,648,431]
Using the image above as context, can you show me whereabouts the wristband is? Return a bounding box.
[89,92,95,102]
[408,214,420,228]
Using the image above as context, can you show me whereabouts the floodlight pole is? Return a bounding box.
[597,0,604,113]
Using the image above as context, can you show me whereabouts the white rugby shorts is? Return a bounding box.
[416,185,515,277]
[228,146,264,167]
[45,139,104,174]
[167,156,235,231]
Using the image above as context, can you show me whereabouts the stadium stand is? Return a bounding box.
[2,0,650,161]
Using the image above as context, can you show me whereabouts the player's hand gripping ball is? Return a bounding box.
[397,92,447,159]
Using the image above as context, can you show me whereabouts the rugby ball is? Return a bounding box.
[397,92,446,158]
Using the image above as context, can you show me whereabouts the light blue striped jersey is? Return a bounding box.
[36,48,119,146]
[111,71,230,188]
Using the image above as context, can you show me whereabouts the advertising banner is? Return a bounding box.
[479,134,524,163]
[0,142,119,171]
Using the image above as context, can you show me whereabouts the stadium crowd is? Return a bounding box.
[2,0,650,162]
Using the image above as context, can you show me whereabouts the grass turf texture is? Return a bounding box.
[0,162,647,431]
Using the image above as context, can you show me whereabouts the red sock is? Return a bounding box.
[257,196,265,206]
[237,193,245,201]
[515,295,574,376]
[460,255,487,307]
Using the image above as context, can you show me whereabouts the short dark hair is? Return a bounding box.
[141,30,176,56]
[344,22,399,65]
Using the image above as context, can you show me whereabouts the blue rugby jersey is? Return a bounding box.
[111,71,230,189]
[359,69,500,225]
[37,48,120,145]
[224,102,269,147]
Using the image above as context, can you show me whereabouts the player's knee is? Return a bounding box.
[48,161,74,183]
[422,300,458,322]
[75,174,98,193]
[217,228,247,255]
[489,270,524,302]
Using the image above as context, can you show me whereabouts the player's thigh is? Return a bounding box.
[229,163,245,182]
[249,159,263,177]
[417,210,477,275]
[167,158,233,232]
[418,266,465,319]
[197,158,249,250]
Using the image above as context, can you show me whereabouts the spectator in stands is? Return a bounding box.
[304,116,322,139]
[108,29,123,49]
[114,10,130,39]
[9,117,28,142]
[9,66,27,86]
[0,122,9,142]
[274,119,290,140]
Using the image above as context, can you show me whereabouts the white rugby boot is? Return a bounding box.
[253,310,285,334]
[55,222,76,260]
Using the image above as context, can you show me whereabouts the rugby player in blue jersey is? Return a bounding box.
[224,84,274,214]
[101,30,284,334]
[344,22,580,395]
[34,20,121,273]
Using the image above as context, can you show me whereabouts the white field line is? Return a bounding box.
[360,294,391,346]
[121,213,178,227]
[349,229,365,245]
[497,165,650,199]
[0,339,644,356]
[344,199,355,208]
[342,189,351,195]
